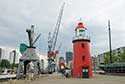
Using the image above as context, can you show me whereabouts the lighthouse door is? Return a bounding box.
[82,67,88,78]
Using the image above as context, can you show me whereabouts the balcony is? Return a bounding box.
[72,35,90,41]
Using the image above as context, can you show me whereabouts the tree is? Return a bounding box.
[120,50,125,62]
[10,63,19,68]
[104,52,119,64]
[0,59,11,68]
[104,55,110,64]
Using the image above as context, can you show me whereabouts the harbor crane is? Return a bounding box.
[47,2,65,74]
[17,25,42,78]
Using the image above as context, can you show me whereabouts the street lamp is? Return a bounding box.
[108,20,112,63]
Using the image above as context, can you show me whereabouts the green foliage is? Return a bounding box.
[104,52,110,64]
[120,50,125,62]
[104,52,119,64]
[10,63,18,68]
[104,55,110,64]
[104,49,125,64]
[0,59,11,68]
[112,55,119,62]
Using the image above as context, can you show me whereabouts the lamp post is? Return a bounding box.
[108,20,112,63]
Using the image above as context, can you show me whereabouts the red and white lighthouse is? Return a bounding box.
[72,21,92,78]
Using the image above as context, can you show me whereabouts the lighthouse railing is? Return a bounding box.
[72,36,90,41]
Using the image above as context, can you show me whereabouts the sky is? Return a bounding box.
[0,0,125,57]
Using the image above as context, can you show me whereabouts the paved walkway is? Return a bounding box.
[0,73,125,84]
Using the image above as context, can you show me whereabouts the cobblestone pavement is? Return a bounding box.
[0,73,125,84]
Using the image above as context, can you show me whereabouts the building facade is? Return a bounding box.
[96,46,125,66]
[65,52,73,65]
[0,47,21,63]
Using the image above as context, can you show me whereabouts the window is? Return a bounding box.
[81,43,85,48]
[79,30,85,36]
[82,56,85,61]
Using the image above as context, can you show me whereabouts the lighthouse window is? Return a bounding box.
[82,56,85,61]
[79,30,85,36]
[81,43,85,48]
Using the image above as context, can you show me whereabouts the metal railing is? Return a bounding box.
[72,35,90,41]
